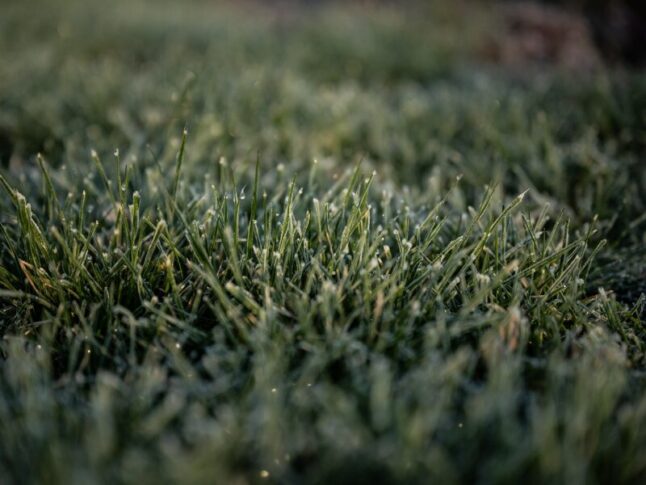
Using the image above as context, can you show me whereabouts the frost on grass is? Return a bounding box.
[0,0,645,483]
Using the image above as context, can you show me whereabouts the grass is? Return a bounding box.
[1,0,645,483]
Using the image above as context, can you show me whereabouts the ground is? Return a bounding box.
[0,1,645,484]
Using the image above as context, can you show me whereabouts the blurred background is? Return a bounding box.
[2,0,644,156]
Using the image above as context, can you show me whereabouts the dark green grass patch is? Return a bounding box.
[1,1,645,483]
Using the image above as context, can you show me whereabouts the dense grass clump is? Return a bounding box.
[1,1,645,483]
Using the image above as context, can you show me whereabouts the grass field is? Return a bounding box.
[1,0,645,483]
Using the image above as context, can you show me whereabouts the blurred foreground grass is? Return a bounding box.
[0,1,645,483]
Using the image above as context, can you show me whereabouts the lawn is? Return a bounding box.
[0,0,645,483]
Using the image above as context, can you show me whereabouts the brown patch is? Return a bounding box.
[18,260,39,294]
[486,2,600,70]
[499,306,523,351]
[373,289,384,322]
